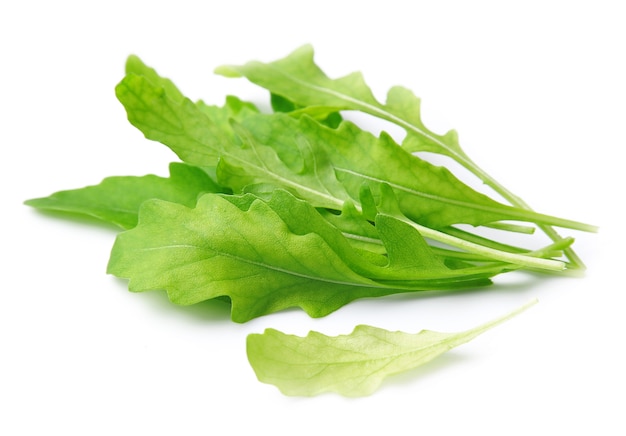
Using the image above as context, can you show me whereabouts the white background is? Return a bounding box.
[2,1,624,435]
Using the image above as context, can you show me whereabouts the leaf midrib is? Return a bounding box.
[138,243,386,290]
[265,64,467,163]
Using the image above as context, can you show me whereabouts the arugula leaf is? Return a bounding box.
[106,190,388,322]
[24,162,223,229]
[23,50,596,396]
[239,113,592,232]
[115,73,226,167]
[215,44,472,165]
[107,189,502,322]
[359,182,568,272]
[125,54,187,103]
[215,44,597,267]
[229,115,572,270]
[270,93,343,128]
[114,59,586,272]
[258,189,505,283]
[247,299,537,397]
[211,45,485,177]
[116,72,354,211]
[216,45,382,121]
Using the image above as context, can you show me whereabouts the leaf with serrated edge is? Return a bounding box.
[233,114,568,271]
[116,69,353,211]
[215,44,598,270]
[240,112,564,229]
[247,299,537,397]
[117,57,593,274]
[107,190,500,322]
[215,44,467,160]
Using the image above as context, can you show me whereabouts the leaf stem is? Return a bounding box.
[393,214,566,272]
[465,156,589,269]
[274,74,596,262]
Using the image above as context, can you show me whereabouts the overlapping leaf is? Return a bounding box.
[107,190,500,322]
[110,58,582,273]
[27,50,596,327]
[25,162,223,229]
[238,113,589,230]
[118,61,592,235]
[116,71,353,211]
[215,44,468,160]
[215,44,598,269]
[22,49,596,397]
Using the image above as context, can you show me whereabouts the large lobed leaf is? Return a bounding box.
[215,44,469,161]
[117,61,592,233]
[116,70,354,211]
[215,44,598,270]
[238,113,577,229]
[107,190,500,322]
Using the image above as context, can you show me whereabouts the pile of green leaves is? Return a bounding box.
[25,45,596,396]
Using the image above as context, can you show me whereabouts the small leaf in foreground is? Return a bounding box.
[247,299,537,397]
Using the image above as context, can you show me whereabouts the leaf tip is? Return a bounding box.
[214,65,242,78]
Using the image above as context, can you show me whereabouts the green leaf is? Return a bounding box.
[125,55,187,104]
[361,183,567,272]
[107,190,500,322]
[260,189,486,283]
[113,63,570,272]
[317,201,386,254]
[270,93,343,128]
[215,44,465,158]
[263,189,512,283]
[241,113,572,230]
[215,45,598,271]
[116,69,354,211]
[24,162,223,229]
[115,73,229,167]
[121,57,593,236]
[216,120,354,210]
[196,95,261,135]
[216,44,377,117]
[107,191,382,322]
[270,93,297,113]
[247,299,537,397]
[234,114,574,271]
